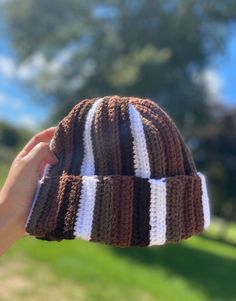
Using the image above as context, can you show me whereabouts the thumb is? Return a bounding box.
[23,142,58,170]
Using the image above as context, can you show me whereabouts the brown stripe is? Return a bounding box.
[130,98,185,177]
[57,102,78,174]
[27,117,67,235]
[90,175,134,247]
[36,181,67,238]
[49,122,66,177]
[166,176,199,242]
[37,116,72,233]
[118,97,135,175]
[90,176,104,242]
[96,176,113,244]
[95,97,115,174]
[29,103,78,236]
[34,177,61,237]
[148,99,187,176]
[141,116,166,179]
[193,175,204,234]
[165,176,183,243]
[51,176,74,240]
[131,177,151,246]
[26,169,55,236]
[39,173,69,240]
[36,99,96,238]
[109,176,133,247]
[70,98,99,175]
[107,96,122,174]
[63,176,83,239]
[36,176,72,241]
[131,103,175,177]
[178,134,197,175]
[181,176,196,239]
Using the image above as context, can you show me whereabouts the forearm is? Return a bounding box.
[0,221,23,256]
[0,191,25,256]
[0,127,57,256]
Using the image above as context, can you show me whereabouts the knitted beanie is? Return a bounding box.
[25,95,211,247]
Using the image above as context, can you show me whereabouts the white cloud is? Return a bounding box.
[0,55,15,78]
[0,92,7,105]
[201,69,224,101]
[0,92,12,106]
[17,53,47,80]
[18,114,37,129]
[0,47,94,95]
[0,53,49,80]
[0,92,24,109]
[0,91,44,129]
[0,48,76,81]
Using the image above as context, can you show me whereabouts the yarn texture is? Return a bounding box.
[25,95,211,247]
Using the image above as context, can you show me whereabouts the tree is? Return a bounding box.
[0,121,20,148]
[4,0,236,223]
[4,0,236,129]
[194,105,236,223]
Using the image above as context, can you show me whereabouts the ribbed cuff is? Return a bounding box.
[25,172,210,247]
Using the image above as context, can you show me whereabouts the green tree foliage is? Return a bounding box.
[0,121,33,160]
[194,106,236,221]
[4,0,236,222]
[5,0,236,128]
[0,121,20,148]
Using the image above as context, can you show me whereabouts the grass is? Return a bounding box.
[0,161,10,188]
[1,234,236,301]
[0,162,236,301]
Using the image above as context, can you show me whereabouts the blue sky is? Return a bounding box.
[0,17,49,130]
[210,27,236,104]
[0,14,236,131]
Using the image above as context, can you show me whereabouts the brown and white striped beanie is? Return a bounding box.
[25,95,211,247]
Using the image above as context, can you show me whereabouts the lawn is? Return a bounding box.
[0,164,236,301]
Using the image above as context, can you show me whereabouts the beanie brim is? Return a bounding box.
[25,169,210,248]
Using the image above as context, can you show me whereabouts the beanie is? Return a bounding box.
[25,95,211,247]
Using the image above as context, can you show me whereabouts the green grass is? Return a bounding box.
[0,162,236,300]
[1,234,236,301]
[0,161,10,188]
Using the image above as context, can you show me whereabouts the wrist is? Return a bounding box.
[0,190,25,239]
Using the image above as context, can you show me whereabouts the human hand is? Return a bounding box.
[0,127,58,255]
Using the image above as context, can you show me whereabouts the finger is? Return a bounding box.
[23,142,58,169]
[22,127,56,154]
[16,127,57,161]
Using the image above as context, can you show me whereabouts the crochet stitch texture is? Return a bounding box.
[25,95,211,247]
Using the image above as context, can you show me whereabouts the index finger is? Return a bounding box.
[15,127,57,161]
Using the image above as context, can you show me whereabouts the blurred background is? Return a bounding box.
[0,0,236,300]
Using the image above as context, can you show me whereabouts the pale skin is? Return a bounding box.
[0,127,58,256]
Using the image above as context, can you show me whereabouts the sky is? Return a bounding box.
[0,24,48,130]
[0,11,236,131]
[208,27,236,104]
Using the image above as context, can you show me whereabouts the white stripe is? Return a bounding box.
[128,103,151,178]
[25,163,51,230]
[74,176,98,240]
[80,98,104,176]
[198,172,211,229]
[148,178,167,246]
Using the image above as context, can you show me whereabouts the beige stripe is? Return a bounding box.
[128,103,151,178]
[198,172,211,229]
[148,178,167,246]
[80,98,104,175]
[74,176,99,240]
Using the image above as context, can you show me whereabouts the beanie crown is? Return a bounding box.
[25,96,211,247]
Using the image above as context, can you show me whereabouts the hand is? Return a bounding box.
[0,127,58,256]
